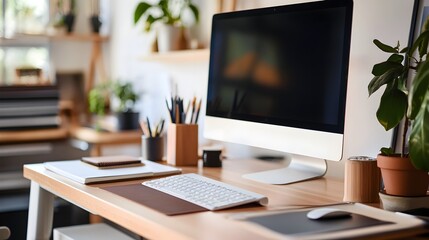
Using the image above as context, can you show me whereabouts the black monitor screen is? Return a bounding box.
[206,0,353,134]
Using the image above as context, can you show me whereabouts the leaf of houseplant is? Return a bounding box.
[408,59,429,119]
[371,61,402,76]
[409,92,429,171]
[387,54,404,63]
[189,3,200,22]
[145,15,163,31]
[418,33,429,59]
[376,82,407,131]
[373,39,398,53]
[134,2,151,24]
[410,31,429,56]
[368,67,403,96]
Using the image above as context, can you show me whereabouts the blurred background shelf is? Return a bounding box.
[142,49,210,63]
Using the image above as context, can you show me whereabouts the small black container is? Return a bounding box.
[142,136,164,161]
[203,149,222,167]
[116,112,139,130]
[90,15,102,33]
[63,13,75,33]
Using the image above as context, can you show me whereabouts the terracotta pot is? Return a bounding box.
[377,154,429,197]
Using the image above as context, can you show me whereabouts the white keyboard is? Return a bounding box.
[142,173,268,210]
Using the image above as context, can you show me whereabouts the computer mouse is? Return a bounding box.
[306,208,352,220]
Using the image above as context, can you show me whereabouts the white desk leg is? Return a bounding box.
[27,181,54,240]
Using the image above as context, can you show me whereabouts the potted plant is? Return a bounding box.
[133,0,199,52]
[369,21,429,197]
[88,82,110,131]
[112,81,140,130]
[88,81,140,131]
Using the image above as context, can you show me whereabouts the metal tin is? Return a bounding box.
[347,156,376,161]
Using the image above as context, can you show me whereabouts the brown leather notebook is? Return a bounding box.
[81,155,142,168]
[102,184,207,215]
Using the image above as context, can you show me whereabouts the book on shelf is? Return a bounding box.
[0,115,60,129]
[0,85,59,99]
[0,105,59,117]
[0,85,61,130]
[44,159,181,184]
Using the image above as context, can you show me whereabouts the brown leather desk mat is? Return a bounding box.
[102,184,207,215]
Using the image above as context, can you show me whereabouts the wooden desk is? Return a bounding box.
[24,158,429,239]
[24,158,348,240]
[71,127,142,156]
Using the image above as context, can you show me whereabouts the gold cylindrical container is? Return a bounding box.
[343,156,380,203]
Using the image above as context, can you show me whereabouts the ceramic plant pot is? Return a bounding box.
[116,112,140,130]
[90,15,102,33]
[377,154,429,197]
[63,13,75,33]
[157,25,187,52]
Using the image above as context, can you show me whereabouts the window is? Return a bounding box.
[0,0,50,85]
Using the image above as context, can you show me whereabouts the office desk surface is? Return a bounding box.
[24,158,345,240]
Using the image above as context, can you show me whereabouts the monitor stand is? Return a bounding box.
[242,155,327,185]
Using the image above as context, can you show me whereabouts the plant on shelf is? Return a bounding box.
[133,0,200,52]
[369,18,429,197]
[112,81,141,130]
[134,0,199,31]
[112,81,139,112]
[88,81,140,131]
[88,82,110,130]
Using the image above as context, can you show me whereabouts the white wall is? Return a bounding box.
[51,0,111,80]
[108,0,415,179]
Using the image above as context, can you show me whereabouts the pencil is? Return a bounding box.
[194,99,202,124]
[140,120,150,137]
[146,117,153,137]
[166,98,174,123]
[190,96,196,124]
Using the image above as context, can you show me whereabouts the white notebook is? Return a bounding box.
[44,159,181,184]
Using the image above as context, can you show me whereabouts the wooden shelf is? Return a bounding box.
[0,127,68,144]
[13,33,108,42]
[142,49,210,63]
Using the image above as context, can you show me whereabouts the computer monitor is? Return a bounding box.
[204,0,353,184]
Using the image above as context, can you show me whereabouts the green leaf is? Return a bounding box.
[387,54,404,63]
[189,3,199,22]
[368,67,403,96]
[373,39,398,53]
[409,91,429,171]
[408,59,429,119]
[371,61,402,76]
[145,15,163,31]
[410,31,429,55]
[380,147,395,156]
[400,46,409,53]
[418,33,429,58]
[376,82,407,131]
[397,76,408,95]
[134,2,151,24]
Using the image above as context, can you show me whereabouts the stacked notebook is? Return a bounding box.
[0,85,60,130]
[44,156,181,184]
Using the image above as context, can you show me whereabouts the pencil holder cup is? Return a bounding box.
[142,136,164,161]
[167,124,198,166]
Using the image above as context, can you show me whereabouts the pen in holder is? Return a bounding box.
[140,118,165,161]
[142,135,164,161]
[165,96,201,166]
[167,123,198,166]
